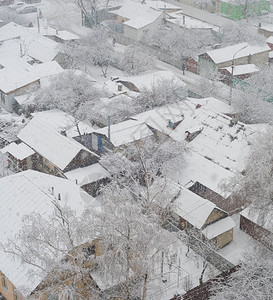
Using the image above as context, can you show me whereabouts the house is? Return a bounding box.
[240,205,273,250]
[92,119,154,153]
[17,116,99,177]
[116,70,188,98]
[0,170,101,300]
[0,61,63,113]
[110,0,164,41]
[198,42,270,74]
[169,98,257,173]
[258,22,273,38]
[219,0,270,20]
[219,64,259,86]
[64,163,111,197]
[170,185,236,248]
[166,11,220,33]
[0,22,60,63]
[0,142,35,171]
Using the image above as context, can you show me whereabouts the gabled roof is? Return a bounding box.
[0,142,34,160]
[204,42,270,64]
[0,61,63,94]
[64,163,110,186]
[95,120,154,147]
[172,186,216,229]
[118,70,187,92]
[31,109,95,138]
[169,99,257,172]
[202,216,235,239]
[111,0,163,29]
[18,117,98,170]
[0,22,59,62]
[0,170,100,297]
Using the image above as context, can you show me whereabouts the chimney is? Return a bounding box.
[56,29,59,35]
[183,15,185,25]
[118,83,122,91]
[58,193,61,200]
[51,187,54,194]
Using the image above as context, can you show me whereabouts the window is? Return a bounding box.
[14,290,19,300]
[2,275,8,290]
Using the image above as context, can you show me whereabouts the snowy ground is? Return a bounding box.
[218,214,269,265]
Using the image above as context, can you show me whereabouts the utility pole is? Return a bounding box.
[229,45,248,105]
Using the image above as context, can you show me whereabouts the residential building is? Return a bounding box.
[17,116,99,177]
[198,42,270,74]
[170,185,236,249]
[0,170,100,300]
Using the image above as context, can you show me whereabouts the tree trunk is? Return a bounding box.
[142,272,148,300]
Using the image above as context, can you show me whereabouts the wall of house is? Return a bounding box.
[204,208,227,227]
[216,228,233,248]
[81,177,111,197]
[124,15,164,42]
[0,271,24,300]
[33,153,64,178]
[7,154,33,172]
[64,150,98,172]
[215,51,270,69]
[259,27,273,38]
[240,215,273,250]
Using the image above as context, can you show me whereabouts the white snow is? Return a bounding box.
[118,70,187,92]
[31,109,95,138]
[0,170,99,297]
[111,0,163,29]
[205,42,270,64]
[202,217,236,240]
[95,120,154,147]
[17,117,98,171]
[0,142,34,160]
[241,205,273,233]
[64,163,110,186]
[166,12,220,31]
[220,64,259,75]
[172,186,216,229]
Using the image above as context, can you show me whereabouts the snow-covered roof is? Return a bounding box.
[95,120,154,147]
[31,109,95,138]
[220,64,259,75]
[202,216,235,239]
[31,61,64,78]
[132,103,185,135]
[171,150,234,198]
[266,36,273,44]
[169,99,257,172]
[0,142,34,160]
[166,12,219,31]
[18,117,98,170]
[28,26,80,41]
[260,23,273,32]
[0,66,39,94]
[172,186,216,229]
[241,205,273,233]
[145,0,181,10]
[205,42,270,64]
[64,163,110,186]
[0,170,99,297]
[0,22,59,62]
[118,70,187,92]
[0,61,63,94]
[112,0,163,29]
[187,97,235,114]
